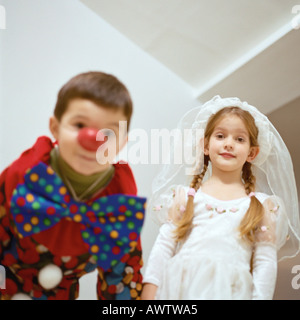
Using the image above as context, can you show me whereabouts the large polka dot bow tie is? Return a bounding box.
[10,162,146,271]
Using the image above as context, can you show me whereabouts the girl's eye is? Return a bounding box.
[216,133,224,139]
[237,137,245,142]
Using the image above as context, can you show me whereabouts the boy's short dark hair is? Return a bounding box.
[54,71,133,129]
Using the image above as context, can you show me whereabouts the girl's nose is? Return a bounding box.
[77,127,106,151]
[224,137,234,149]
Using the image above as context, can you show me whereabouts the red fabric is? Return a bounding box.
[1,136,53,201]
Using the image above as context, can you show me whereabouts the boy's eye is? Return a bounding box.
[75,122,85,129]
[101,129,115,137]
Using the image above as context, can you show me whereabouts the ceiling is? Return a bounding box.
[80,0,300,113]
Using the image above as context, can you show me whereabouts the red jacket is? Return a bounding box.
[0,136,145,300]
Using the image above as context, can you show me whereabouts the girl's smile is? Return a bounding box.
[219,152,236,159]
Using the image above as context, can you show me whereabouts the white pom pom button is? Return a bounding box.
[11,293,32,300]
[38,264,63,290]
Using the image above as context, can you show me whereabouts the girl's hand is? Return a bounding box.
[141,283,158,300]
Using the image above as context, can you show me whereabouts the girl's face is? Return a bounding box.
[204,115,259,174]
[49,98,128,175]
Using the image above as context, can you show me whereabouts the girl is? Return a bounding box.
[142,96,300,300]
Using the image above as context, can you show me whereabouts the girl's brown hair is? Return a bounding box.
[54,71,133,129]
[174,107,264,243]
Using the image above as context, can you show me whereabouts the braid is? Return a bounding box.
[174,155,210,242]
[239,162,265,242]
[242,162,256,195]
[191,155,209,191]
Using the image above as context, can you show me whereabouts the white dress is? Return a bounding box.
[143,189,288,300]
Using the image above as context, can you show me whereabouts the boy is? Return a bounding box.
[0,71,146,300]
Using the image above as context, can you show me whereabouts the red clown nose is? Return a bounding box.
[77,127,107,152]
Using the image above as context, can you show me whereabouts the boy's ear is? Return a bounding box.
[114,134,128,164]
[118,133,128,152]
[247,146,260,162]
[49,116,59,140]
[116,120,128,153]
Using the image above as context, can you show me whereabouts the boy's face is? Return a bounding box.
[49,98,128,175]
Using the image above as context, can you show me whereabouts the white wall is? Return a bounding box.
[0,0,198,299]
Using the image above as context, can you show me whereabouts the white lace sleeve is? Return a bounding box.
[252,196,288,300]
[255,196,289,249]
[152,185,188,225]
[142,221,177,286]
